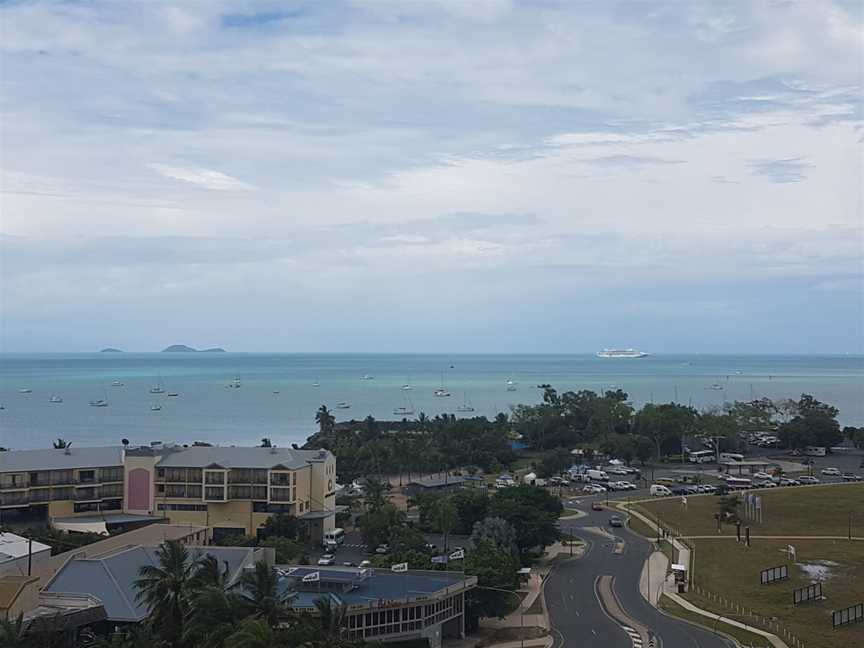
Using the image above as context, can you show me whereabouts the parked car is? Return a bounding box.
[583,484,606,494]
[318,554,335,566]
[697,484,717,493]
[821,467,841,476]
[591,501,604,511]
[671,486,689,496]
[752,472,772,481]
[779,478,800,486]
[607,467,629,475]
[342,561,356,567]
[841,473,862,482]
[359,560,372,568]
[756,480,777,488]
[799,475,820,484]
[650,484,673,497]
[375,544,390,554]
[609,516,624,528]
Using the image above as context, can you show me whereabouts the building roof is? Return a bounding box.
[0,575,39,610]
[406,475,467,489]
[44,545,257,622]
[0,447,124,473]
[276,565,474,608]
[32,523,206,584]
[0,533,52,564]
[155,446,332,470]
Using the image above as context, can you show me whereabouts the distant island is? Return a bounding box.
[99,348,123,353]
[161,345,226,353]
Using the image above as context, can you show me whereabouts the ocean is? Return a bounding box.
[1,353,862,451]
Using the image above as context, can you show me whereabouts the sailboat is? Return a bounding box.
[401,377,413,391]
[335,401,351,410]
[150,403,162,411]
[505,378,517,392]
[361,374,374,381]
[456,392,475,413]
[149,378,166,395]
[434,371,450,397]
[312,378,320,387]
[228,376,241,389]
[18,388,32,394]
[111,380,124,387]
[49,395,63,403]
[393,392,415,417]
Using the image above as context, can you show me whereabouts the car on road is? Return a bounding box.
[359,560,372,568]
[617,481,637,490]
[318,554,335,566]
[375,544,390,554]
[779,478,800,486]
[591,501,604,511]
[696,484,717,493]
[841,473,862,482]
[342,561,356,567]
[752,472,772,481]
[799,475,820,484]
[821,467,841,476]
[756,480,777,488]
[606,467,629,475]
[650,484,673,496]
[582,484,606,494]
[609,516,624,528]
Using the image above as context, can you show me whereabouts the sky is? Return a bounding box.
[0,0,862,354]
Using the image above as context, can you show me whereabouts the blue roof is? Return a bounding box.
[277,565,470,606]
[45,545,255,622]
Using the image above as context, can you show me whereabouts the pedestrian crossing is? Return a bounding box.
[621,625,643,648]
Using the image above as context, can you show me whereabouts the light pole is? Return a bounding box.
[474,585,526,648]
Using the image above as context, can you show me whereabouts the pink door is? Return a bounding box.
[127,468,151,511]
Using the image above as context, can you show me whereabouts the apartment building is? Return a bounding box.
[0,444,337,542]
[0,447,126,519]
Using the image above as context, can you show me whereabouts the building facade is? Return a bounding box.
[0,444,336,542]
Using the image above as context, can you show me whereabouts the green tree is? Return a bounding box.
[315,405,335,435]
[465,538,520,620]
[469,516,518,558]
[488,486,561,560]
[191,553,230,590]
[259,536,303,563]
[0,614,29,648]
[259,513,300,540]
[224,617,281,648]
[314,597,348,641]
[235,561,285,628]
[184,586,246,648]
[431,497,458,552]
[134,540,196,647]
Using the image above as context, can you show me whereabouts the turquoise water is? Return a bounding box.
[1,353,862,450]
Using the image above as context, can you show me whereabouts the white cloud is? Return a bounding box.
[146,164,256,191]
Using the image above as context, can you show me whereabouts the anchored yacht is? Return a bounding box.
[596,348,648,358]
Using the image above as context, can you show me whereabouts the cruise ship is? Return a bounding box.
[596,348,649,358]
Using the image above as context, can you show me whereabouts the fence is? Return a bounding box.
[690,583,806,648]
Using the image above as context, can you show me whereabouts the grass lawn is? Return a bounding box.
[626,513,658,540]
[685,538,864,648]
[658,595,772,648]
[634,483,864,537]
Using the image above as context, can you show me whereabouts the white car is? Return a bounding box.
[616,481,637,490]
[318,554,335,566]
[820,467,841,476]
[799,475,820,484]
[607,467,629,475]
[779,478,800,486]
[582,484,606,494]
[757,480,777,488]
[752,472,772,481]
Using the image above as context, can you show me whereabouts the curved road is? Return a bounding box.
[547,494,735,648]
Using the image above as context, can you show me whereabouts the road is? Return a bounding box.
[548,494,735,648]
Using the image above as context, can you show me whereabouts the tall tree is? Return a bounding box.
[315,405,335,435]
[134,540,196,647]
[234,561,284,628]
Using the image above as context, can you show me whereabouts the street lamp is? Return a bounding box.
[473,585,526,648]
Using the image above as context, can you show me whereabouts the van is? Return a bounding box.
[654,477,675,486]
[650,484,672,497]
[586,469,609,481]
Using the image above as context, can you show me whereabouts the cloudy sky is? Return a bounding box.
[1,0,862,353]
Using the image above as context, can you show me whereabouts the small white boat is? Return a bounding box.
[273,390,280,395]
[393,406,414,416]
[149,385,165,394]
[706,384,724,391]
[506,378,518,392]
[111,380,124,387]
[49,395,63,403]
[336,402,351,409]
[457,391,475,412]
[150,403,162,411]
[18,388,32,394]
[401,384,413,391]
[167,392,179,397]
[434,388,450,398]
[361,374,374,380]
[89,399,108,407]
[312,380,320,387]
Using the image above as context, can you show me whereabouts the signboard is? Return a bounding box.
[793,583,822,605]
[759,564,788,585]
[832,603,864,628]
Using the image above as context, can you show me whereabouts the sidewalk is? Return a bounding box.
[481,573,548,631]
[639,550,668,605]
[623,504,790,648]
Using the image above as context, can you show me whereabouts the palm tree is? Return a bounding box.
[134,540,195,646]
[184,586,246,648]
[191,553,230,590]
[363,478,386,513]
[234,561,284,627]
[0,614,29,648]
[313,597,347,641]
[315,405,335,435]
[224,617,277,648]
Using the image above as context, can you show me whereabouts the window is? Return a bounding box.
[270,487,292,502]
[78,470,96,483]
[205,486,225,500]
[158,503,207,512]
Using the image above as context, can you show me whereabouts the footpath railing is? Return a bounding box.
[689,583,806,648]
